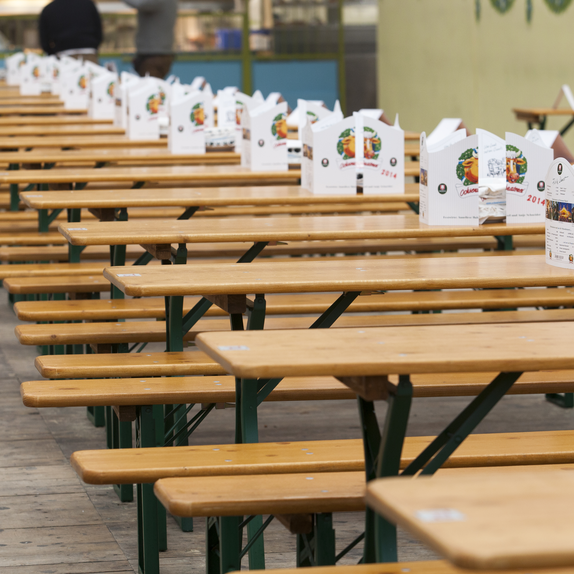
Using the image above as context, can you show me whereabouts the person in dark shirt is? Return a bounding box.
[39,0,103,64]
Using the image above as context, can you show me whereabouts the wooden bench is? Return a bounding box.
[14,285,574,323]
[14,308,574,348]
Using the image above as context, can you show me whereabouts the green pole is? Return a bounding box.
[242,0,253,95]
[337,0,346,114]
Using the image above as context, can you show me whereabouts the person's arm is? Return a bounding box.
[122,0,163,12]
[38,8,51,54]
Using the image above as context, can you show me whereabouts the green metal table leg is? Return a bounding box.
[219,516,242,574]
[546,393,574,408]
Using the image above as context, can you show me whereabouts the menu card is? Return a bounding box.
[89,71,117,120]
[169,91,206,154]
[126,81,160,140]
[242,101,288,171]
[545,159,574,269]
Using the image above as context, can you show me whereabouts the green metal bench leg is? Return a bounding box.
[219,516,242,574]
[296,513,336,567]
[86,406,106,427]
[111,408,134,503]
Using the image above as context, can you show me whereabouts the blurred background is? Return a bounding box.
[2,0,574,150]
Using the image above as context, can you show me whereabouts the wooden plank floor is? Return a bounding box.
[4,290,574,572]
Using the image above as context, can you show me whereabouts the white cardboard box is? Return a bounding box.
[419,131,480,225]
[545,158,574,268]
[242,101,288,171]
[127,81,160,141]
[62,64,90,109]
[89,71,117,120]
[169,91,206,154]
[356,113,404,194]
[505,131,553,223]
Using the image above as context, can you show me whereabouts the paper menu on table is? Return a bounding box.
[62,64,90,109]
[169,91,206,154]
[419,131,479,226]
[6,53,25,86]
[287,100,324,129]
[355,113,405,194]
[427,118,468,148]
[241,101,288,172]
[505,132,553,223]
[89,71,117,120]
[545,159,574,268]
[114,72,139,129]
[126,81,161,141]
[19,56,45,96]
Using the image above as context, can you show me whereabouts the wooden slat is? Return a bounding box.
[105,254,562,298]
[366,469,574,570]
[70,430,574,485]
[195,320,574,378]
[154,471,365,517]
[16,309,574,346]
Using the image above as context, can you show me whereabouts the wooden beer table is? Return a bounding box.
[0,97,63,106]
[22,184,419,232]
[513,107,574,134]
[0,124,126,137]
[0,106,86,115]
[0,115,112,126]
[367,469,574,570]
[193,314,574,562]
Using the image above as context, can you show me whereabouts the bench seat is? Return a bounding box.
[14,287,574,322]
[1,249,544,292]
[70,430,574,485]
[21,375,355,407]
[15,309,574,347]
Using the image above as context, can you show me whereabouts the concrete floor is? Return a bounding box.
[1,289,574,572]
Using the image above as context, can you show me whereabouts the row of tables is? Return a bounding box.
[3,84,569,571]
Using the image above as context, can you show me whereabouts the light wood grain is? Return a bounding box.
[21,375,353,407]
[195,320,574,378]
[0,98,63,106]
[14,286,569,322]
[366,469,574,570]
[155,471,365,517]
[105,253,557,298]
[222,560,574,574]
[16,309,574,346]
[35,350,225,379]
[0,163,304,183]
[62,214,541,247]
[0,135,168,149]
[513,107,574,117]
[0,115,111,126]
[70,431,574,486]
[0,125,125,137]
[21,184,419,209]
[0,107,85,115]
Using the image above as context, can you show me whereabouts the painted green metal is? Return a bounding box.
[8,162,20,212]
[241,0,252,95]
[309,291,361,328]
[38,208,63,233]
[219,516,243,574]
[67,208,85,263]
[546,392,574,408]
[403,371,521,477]
[407,201,419,214]
[495,235,513,250]
[296,513,336,567]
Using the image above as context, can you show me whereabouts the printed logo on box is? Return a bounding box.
[362,126,381,170]
[78,75,87,91]
[190,103,205,126]
[455,148,479,198]
[146,94,162,115]
[271,113,287,141]
[505,145,528,195]
[336,128,356,170]
[107,81,115,98]
[32,66,40,78]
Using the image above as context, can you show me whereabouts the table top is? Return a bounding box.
[1,164,302,185]
[23,184,419,209]
[0,107,86,115]
[0,143,420,166]
[513,107,574,117]
[104,254,560,298]
[195,321,574,378]
[0,116,112,126]
[0,98,63,106]
[0,124,125,136]
[61,214,542,247]
[366,469,574,570]
[5,148,239,167]
[0,162,418,183]
[0,135,170,150]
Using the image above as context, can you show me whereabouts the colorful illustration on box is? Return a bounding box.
[271,113,287,140]
[306,111,319,125]
[191,103,205,126]
[337,128,356,160]
[146,94,161,115]
[53,67,59,79]
[559,202,572,223]
[32,66,40,79]
[506,145,527,184]
[107,82,115,98]
[363,127,381,160]
[456,148,479,185]
[78,75,87,91]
